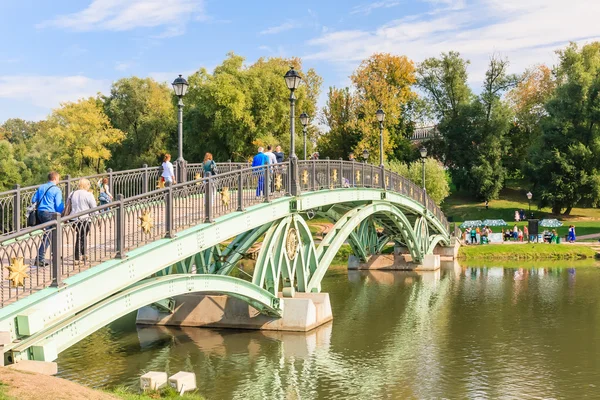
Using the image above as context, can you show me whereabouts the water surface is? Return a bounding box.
[58,263,600,399]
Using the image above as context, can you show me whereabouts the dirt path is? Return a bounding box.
[0,367,117,400]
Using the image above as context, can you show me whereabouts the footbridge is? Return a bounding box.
[0,159,451,365]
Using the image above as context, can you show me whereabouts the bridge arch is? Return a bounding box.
[8,274,282,362]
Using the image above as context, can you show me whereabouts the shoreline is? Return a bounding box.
[458,243,599,260]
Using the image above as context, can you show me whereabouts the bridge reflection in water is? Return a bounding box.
[57,264,600,399]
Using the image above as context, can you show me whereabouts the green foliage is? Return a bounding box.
[43,97,125,175]
[182,53,322,162]
[419,53,516,201]
[526,42,600,214]
[0,140,31,191]
[317,87,361,160]
[387,158,450,204]
[104,77,176,169]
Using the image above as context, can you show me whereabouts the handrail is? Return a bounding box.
[0,159,449,308]
[0,161,249,236]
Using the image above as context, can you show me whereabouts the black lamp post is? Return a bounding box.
[300,112,309,161]
[172,74,189,181]
[376,108,385,167]
[419,146,427,192]
[362,149,369,163]
[284,67,302,195]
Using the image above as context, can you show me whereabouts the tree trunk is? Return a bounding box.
[552,205,562,215]
[563,206,572,216]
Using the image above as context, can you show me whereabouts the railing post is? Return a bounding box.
[205,177,214,223]
[289,156,300,196]
[352,161,356,187]
[237,166,244,211]
[65,174,72,197]
[264,166,271,202]
[361,163,365,188]
[326,157,331,189]
[142,164,149,193]
[13,184,20,233]
[165,186,174,238]
[381,165,386,190]
[107,168,114,198]
[311,160,317,191]
[339,158,343,188]
[115,194,126,259]
[50,217,63,288]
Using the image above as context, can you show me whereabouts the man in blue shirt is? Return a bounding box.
[31,171,65,266]
[252,147,269,197]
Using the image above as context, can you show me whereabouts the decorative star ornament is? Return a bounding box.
[332,169,338,183]
[374,174,379,185]
[195,173,202,186]
[302,170,308,185]
[386,176,389,188]
[7,257,28,287]
[275,175,283,191]
[139,210,154,234]
[356,170,361,183]
[221,187,231,206]
[156,179,165,189]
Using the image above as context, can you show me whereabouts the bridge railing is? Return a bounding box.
[0,162,248,237]
[0,160,446,308]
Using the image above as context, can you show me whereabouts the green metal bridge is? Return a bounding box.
[0,159,451,364]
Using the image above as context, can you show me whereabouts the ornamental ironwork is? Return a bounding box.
[286,228,299,260]
[7,257,28,287]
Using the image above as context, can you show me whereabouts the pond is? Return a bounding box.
[57,262,600,399]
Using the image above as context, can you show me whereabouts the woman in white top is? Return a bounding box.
[69,178,97,263]
[161,153,176,186]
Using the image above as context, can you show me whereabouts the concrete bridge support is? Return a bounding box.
[136,292,332,332]
[347,238,460,271]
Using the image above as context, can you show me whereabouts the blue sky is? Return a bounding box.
[1,0,599,122]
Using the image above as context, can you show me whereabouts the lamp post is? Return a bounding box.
[284,66,302,195]
[527,191,532,216]
[362,149,369,164]
[172,74,189,182]
[300,112,309,160]
[419,146,427,191]
[376,108,385,167]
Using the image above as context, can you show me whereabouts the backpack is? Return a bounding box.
[26,185,56,227]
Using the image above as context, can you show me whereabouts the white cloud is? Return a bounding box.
[351,1,401,15]
[115,61,133,71]
[38,0,204,36]
[0,75,108,111]
[259,21,299,35]
[306,0,600,87]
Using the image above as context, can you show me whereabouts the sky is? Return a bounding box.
[0,0,599,123]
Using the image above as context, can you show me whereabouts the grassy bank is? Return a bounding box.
[443,186,600,238]
[459,243,598,260]
[108,386,204,399]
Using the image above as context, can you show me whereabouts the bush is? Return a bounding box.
[388,158,450,205]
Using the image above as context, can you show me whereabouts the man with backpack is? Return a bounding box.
[31,171,65,266]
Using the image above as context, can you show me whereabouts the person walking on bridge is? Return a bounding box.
[69,178,97,264]
[161,154,176,186]
[203,153,217,176]
[274,145,284,163]
[252,147,269,197]
[32,171,65,266]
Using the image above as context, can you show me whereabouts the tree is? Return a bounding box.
[104,77,176,169]
[350,53,417,164]
[526,42,600,214]
[317,87,361,160]
[183,53,322,161]
[418,53,516,201]
[0,140,30,191]
[387,158,450,204]
[505,65,555,175]
[44,98,124,175]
